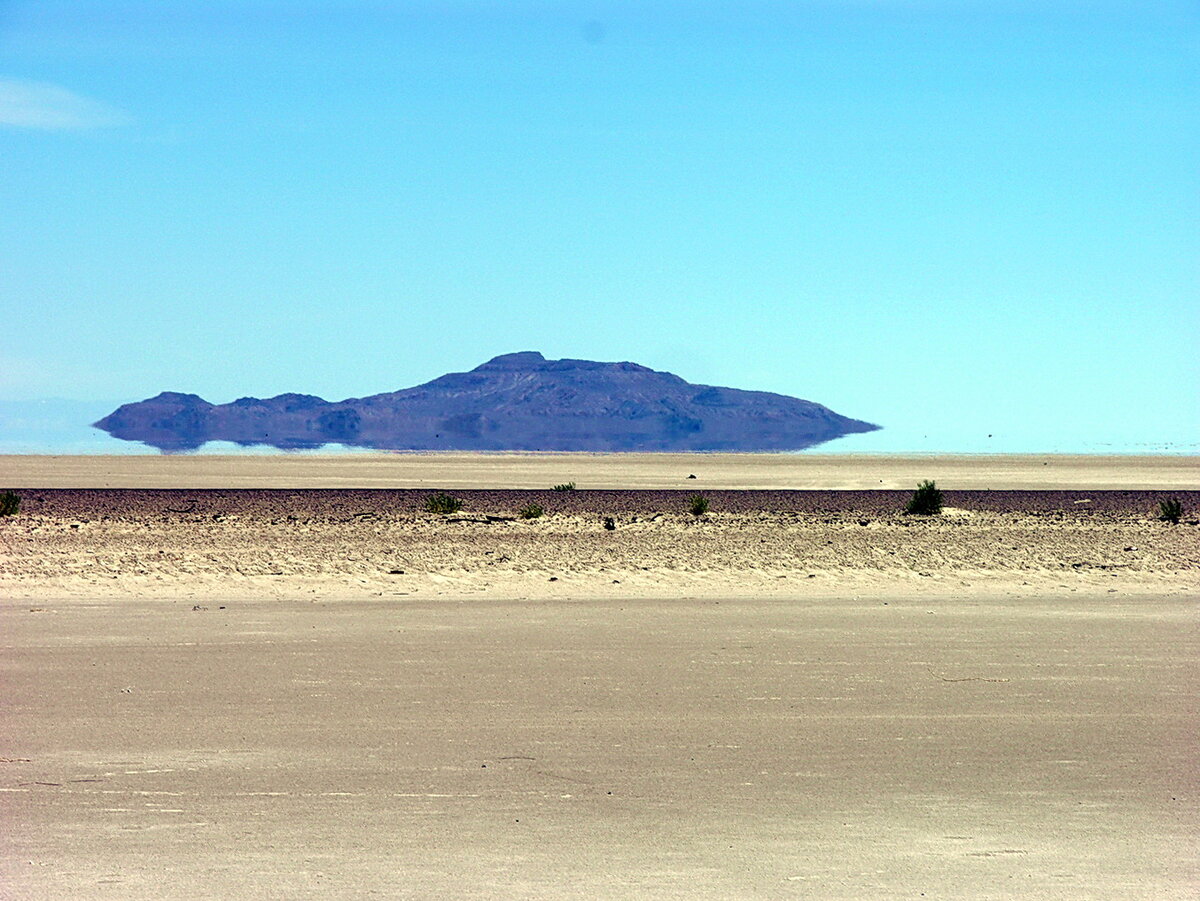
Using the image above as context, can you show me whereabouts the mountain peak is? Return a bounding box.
[473,351,546,371]
[95,353,880,452]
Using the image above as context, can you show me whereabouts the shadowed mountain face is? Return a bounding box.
[94,352,880,452]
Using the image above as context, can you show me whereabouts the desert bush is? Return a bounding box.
[0,491,19,516]
[905,480,943,515]
[603,516,616,531]
[519,502,544,520]
[1158,498,1183,524]
[688,495,710,516]
[424,492,462,515]
[552,482,576,492]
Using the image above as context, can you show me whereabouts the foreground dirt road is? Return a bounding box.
[2,595,1196,899]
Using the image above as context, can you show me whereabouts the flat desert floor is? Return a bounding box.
[1,455,1197,898]
[2,451,1197,490]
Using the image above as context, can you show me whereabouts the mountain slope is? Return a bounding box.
[94,352,880,452]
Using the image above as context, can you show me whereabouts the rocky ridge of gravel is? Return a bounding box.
[2,489,1196,601]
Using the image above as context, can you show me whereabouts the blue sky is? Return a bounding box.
[2,1,1197,453]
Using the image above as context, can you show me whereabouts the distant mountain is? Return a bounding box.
[94,352,880,452]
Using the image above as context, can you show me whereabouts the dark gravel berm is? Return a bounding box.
[10,488,1199,519]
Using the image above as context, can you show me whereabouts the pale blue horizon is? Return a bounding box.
[2,1,1197,454]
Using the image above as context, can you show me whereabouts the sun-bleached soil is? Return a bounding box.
[1,457,1196,898]
[2,489,1196,601]
[2,595,1196,899]
[2,451,1196,490]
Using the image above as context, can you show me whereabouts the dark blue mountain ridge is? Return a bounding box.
[94,352,880,452]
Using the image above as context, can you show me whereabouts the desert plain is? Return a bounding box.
[1,453,1197,899]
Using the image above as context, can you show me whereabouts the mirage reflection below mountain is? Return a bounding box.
[93,352,879,453]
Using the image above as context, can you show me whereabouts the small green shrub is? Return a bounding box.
[602,516,616,531]
[1158,498,1183,524]
[905,480,943,515]
[688,495,710,516]
[424,492,462,515]
[0,491,20,516]
[552,482,576,492]
[519,502,544,520]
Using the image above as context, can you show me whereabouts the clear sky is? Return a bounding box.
[2,1,1197,453]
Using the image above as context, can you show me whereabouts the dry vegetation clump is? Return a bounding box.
[904,480,943,516]
[1158,498,1183,524]
[519,502,544,520]
[0,491,20,516]
[424,493,463,515]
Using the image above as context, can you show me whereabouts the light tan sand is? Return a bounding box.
[2,452,1197,489]
[2,454,1197,897]
[2,596,1196,899]
[3,505,1198,603]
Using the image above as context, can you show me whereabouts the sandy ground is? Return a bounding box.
[1,456,1197,897]
[2,482,1200,602]
[2,452,1197,489]
[2,488,1197,602]
[2,596,1196,899]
